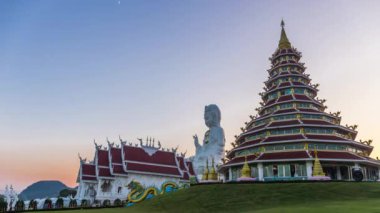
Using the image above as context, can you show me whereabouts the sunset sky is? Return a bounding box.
[1,0,380,191]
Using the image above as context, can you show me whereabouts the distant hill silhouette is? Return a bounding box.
[19,181,68,200]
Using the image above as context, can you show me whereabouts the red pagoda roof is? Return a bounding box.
[294,94,312,101]
[248,124,267,132]
[279,82,291,87]
[301,119,332,126]
[277,95,293,102]
[266,98,276,106]
[224,154,259,166]
[309,151,365,160]
[257,151,310,160]
[273,108,297,115]
[239,139,262,148]
[292,81,306,86]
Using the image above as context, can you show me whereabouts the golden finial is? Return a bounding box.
[278,19,291,49]
[202,158,209,180]
[209,158,218,180]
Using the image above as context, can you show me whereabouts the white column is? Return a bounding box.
[228,167,232,181]
[354,163,360,169]
[258,163,264,181]
[336,166,342,180]
[306,161,313,178]
[348,166,352,181]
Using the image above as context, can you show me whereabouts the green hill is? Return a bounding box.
[19,180,68,200]
[48,182,380,213]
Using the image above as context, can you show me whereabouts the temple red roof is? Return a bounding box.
[123,145,182,177]
[82,164,96,176]
[123,146,177,166]
[97,150,110,166]
[98,167,113,177]
[126,162,181,176]
[186,161,195,176]
[96,149,114,178]
[177,156,191,181]
[81,163,97,182]
[109,147,128,175]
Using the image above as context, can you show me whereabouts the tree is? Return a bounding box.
[59,188,77,198]
[0,197,7,213]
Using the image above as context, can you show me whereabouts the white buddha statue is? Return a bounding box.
[193,104,225,180]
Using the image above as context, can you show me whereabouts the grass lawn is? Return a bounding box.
[45,182,380,213]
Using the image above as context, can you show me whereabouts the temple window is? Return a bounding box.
[305,128,333,134]
[270,128,300,135]
[294,88,305,94]
[302,114,322,119]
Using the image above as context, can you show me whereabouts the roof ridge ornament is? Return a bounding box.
[78,153,87,164]
[94,140,102,150]
[138,137,163,156]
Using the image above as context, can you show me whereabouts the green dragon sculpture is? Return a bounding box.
[126,180,186,204]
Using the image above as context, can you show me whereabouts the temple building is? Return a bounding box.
[220,21,380,182]
[76,137,194,206]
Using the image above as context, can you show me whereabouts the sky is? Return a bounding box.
[1,0,380,191]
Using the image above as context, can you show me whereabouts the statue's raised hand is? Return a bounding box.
[193,134,200,148]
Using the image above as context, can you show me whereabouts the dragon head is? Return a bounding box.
[127,180,142,191]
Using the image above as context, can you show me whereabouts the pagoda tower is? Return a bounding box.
[220,20,380,182]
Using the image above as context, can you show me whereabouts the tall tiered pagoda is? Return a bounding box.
[220,21,380,182]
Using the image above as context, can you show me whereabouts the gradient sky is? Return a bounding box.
[1,0,380,191]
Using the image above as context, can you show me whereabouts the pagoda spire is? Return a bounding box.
[278,19,291,49]
[240,156,251,178]
[312,148,326,176]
